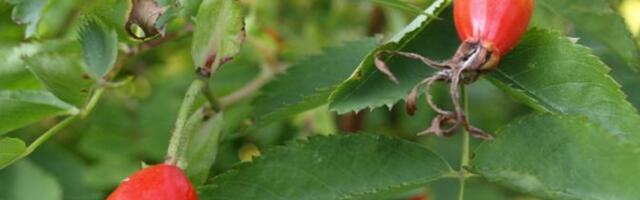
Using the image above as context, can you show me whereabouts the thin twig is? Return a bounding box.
[219,63,285,107]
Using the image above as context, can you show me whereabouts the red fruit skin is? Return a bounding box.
[454,0,534,56]
[107,164,199,200]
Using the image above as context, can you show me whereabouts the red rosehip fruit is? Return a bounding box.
[454,0,535,70]
[107,164,198,200]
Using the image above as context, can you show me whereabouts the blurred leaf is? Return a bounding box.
[537,0,640,70]
[78,128,136,161]
[191,0,245,71]
[0,90,77,135]
[7,0,48,38]
[252,39,376,125]
[179,0,203,17]
[24,54,96,107]
[0,45,42,90]
[329,1,455,113]
[1,41,85,90]
[488,29,640,142]
[471,114,640,200]
[86,158,139,190]
[199,134,453,200]
[89,0,131,31]
[138,76,188,161]
[0,138,27,169]
[185,112,224,185]
[0,160,62,200]
[372,0,422,14]
[78,17,118,78]
[31,145,103,200]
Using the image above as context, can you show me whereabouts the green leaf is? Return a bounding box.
[471,114,640,200]
[199,134,453,200]
[0,46,42,90]
[0,160,62,200]
[488,29,640,142]
[30,145,102,200]
[191,0,245,71]
[185,112,224,185]
[252,39,377,125]
[0,138,27,169]
[8,0,48,38]
[24,54,96,107]
[78,18,118,78]
[329,1,455,113]
[372,0,422,14]
[179,0,203,17]
[0,90,77,135]
[537,0,640,70]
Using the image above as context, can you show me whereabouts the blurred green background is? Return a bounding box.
[1,0,639,199]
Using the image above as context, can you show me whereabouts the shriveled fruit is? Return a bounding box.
[375,0,534,139]
[107,164,199,200]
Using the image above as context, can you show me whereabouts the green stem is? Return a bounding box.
[199,77,221,111]
[166,79,206,166]
[24,115,79,155]
[81,87,105,118]
[458,86,470,200]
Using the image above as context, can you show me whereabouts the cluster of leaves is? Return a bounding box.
[1,0,640,200]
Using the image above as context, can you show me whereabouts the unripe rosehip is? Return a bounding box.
[453,0,534,70]
[107,164,198,200]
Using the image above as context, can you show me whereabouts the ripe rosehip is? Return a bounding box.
[107,164,198,200]
[453,0,534,70]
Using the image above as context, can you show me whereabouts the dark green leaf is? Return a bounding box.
[488,29,640,142]
[191,0,245,71]
[78,18,118,78]
[329,1,454,113]
[0,90,77,135]
[471,114,640,200]
[0,138,27,169]
[24,54,96,107]
[185,112,224,185]
[537,0,640,70]
[252,39,377,124]
[8,0,48,38]
[199,134,453,200]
